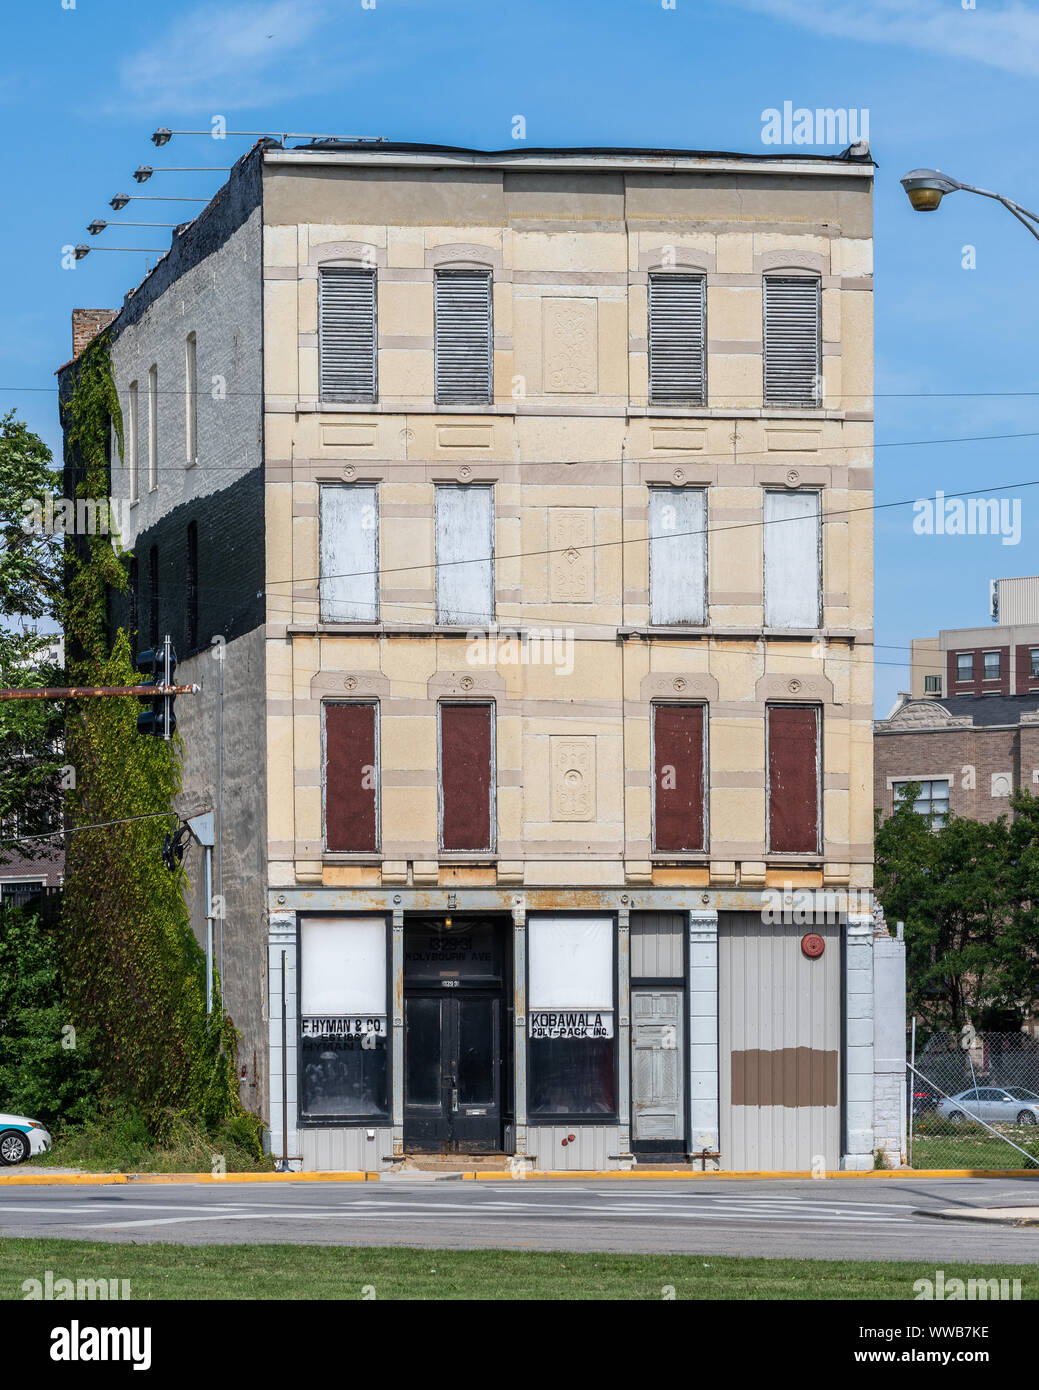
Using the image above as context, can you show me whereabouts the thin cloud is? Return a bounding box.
[728,0,1039,79]
[116,0,332,114]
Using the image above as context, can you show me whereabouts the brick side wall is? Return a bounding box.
[875,724,1037,822]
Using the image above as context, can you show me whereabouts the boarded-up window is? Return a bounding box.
[650,487,706,625]
[128,381,139,503]
[435,485,493,625]
[648,273,706,405]
[653,704,706,852]
[764,489,820,628]
[324,702,378,852]
[320,484,378,622]
[763,275,821,406]
[528,915,616,1117]
[319,267,377,402]
[767,705,820,853]
[185,332,198,465]
[439,702,494,851]
[434,269,492,404]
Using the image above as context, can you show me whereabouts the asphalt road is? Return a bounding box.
[1,1176,1038,1261]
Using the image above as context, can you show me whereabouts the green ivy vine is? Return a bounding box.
[59,337,246,1139]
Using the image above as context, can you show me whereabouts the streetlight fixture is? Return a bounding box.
[74,244,169,260]
[151,126,386,145]
[88,218,179,235]
[133,165,230,183]
[110,192,207,209]
[900,167,1039,242]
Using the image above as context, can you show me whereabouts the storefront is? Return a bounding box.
[268,889,891,1173]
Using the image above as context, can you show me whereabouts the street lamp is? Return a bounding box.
[110,192,207,209]
[133,165,229,183]
[900,167,1039,242]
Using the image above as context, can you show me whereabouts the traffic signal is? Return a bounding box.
[135,635,177,738]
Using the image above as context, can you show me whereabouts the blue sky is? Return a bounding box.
[5,0,1039,711]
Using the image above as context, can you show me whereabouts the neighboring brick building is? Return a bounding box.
[59,136,903,1172]
[874,693,1039,824]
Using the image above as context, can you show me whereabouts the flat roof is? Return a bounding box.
[264,140,875,177]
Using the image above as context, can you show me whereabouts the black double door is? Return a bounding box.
[402,918,507,1153]
[404,993,502,1151]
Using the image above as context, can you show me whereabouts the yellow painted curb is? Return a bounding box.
[0,1170,372,1185]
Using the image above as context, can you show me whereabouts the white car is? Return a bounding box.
[0,1113,52,1165]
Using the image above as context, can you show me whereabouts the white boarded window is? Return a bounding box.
[301,916,386,1016]
[648,273,706,405]
[320,484,378,622]
[764,489,821,628]
[649,486,706,625]
[127,381,139,503]
[319,267,377,402]
[435,485,493,625]
[185,332,197,466]
[763,275,821,407]
[434,269,493,404]
[529,916,613,1009]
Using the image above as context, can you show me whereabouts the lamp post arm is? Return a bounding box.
[954,180,1039,242]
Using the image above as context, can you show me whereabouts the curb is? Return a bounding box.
[914,1207,1039,1228]
[3,1166,1038,1186]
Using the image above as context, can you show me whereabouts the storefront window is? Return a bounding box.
[527,915,615,1118]
[299,916,389,1122]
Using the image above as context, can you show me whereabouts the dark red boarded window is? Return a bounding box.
[324,703,378,852]
[440,703,494,851]
[653,704,705,852]
[767,705,820,853]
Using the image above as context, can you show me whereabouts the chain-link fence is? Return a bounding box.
[909,1029,1039,1170]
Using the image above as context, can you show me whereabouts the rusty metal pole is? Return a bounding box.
[0,684,200,700]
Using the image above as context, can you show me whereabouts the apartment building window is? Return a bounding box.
[763,275,821,407]
[649,487,706,625]
[185,332,198,466]
[299,916,388,1121]
[435,484,493,626]
[434,269,493,405]
[186,521,198,650]
[956,652,974,682]
[652,704,706,852]
[767,704,821,854]
[1031,648,1039,679]
[764,489,821,628]
[319,484,378,622]
[148,544,159,648]
[438,702,495,852]
[318,267,378,402]
[892,779,950,828]
[0,880,46,909]
[323,702,379,853]
[127,381,139,504]
[528,915,615,1118]
[924,674,942,693]
[648,273,706,406]
[983,650,1001,680]
[147,364,158,491]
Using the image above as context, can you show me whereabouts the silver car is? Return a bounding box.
[937,1086,1039,1126]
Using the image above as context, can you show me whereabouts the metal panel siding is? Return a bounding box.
[763,489,820,628]
[999,575,1039,625]
[767,705,820,853]
[320,484,378,622]
[435,484,494,625]
[434,269,493,404]
[319,267,377,401]
[301,1126,393,1172]
[527,1125,620,1170]
[718,913,840,1170]
[630,911,684,978]
[440,702,494,851]
[652,705,705,851]
[649,487,706,625]
[763,275,821,407]
[324,702,378,852]
[648,273,706,404]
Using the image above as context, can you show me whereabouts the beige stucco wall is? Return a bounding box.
[261,154,874,894]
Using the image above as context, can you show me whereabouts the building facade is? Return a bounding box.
[62,139,902,1171]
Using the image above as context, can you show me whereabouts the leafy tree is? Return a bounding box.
[0,411,64,864]
[875,782,1039,1033]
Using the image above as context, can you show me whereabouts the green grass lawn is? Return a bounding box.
[0,1239,1032,1300]
[911,1128,1039,1170]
